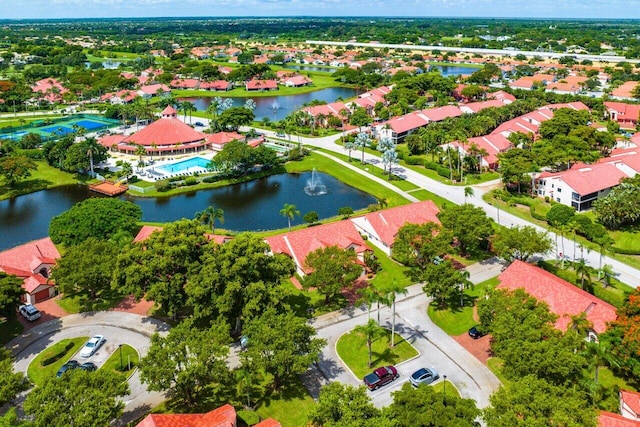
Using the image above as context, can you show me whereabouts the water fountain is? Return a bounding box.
[271,100,279,122]
[304,168,328,196]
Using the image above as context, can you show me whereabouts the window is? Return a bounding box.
[557,187,562,193]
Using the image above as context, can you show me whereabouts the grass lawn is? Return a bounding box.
[368,244,412,292]
[487,357,509,386]
[336,328,419,378]
[283,280,348,318]
[0,319,23,347]
[428,277,500,336]
[56,288,126,314]
[255,378,316,427]
[0,161,84,201]
[431,379,461,398]
[610,229,640,253]
[27,337,87,386]
[101,344,139,379]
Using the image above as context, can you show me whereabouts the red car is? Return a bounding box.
[363,365,399,390]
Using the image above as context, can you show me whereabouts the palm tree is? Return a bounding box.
[83,137,101,178]
[195,205,224,233]
[354,132,370,164]
[583,341,618,385]
[464,186,474,203]
[343,138,356,162]
[357,286,379,320]
[377,197,388,210]
[574,258,592,290]
[354,318,384,368]
[280,203,300,231]
[458,270,472,307]
[599,264,616,288]
[384,280,408,347]
[135,144,146,163]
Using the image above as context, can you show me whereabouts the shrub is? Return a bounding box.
[202,176,217,183]
[154,180,171,192]
[237,410,260,426]
[41,342,74,366]
[404,156,424,166]
[184,177,197,186]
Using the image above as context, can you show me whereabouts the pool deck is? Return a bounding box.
[89,181,129,196]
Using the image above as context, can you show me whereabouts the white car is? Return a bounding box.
[19,304,41,321]
[79,335,105,358]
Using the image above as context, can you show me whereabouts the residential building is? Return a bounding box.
[605,102,640,129]
[0,237,60,304]
[136,403,236,427]
[497,261,617,339]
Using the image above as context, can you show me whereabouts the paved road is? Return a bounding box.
[306,258,505,409]
[249,126,640,289]
[8,312,170,426]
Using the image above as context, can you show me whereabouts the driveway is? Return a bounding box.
[308,281,502,409]
[8,311,170,426]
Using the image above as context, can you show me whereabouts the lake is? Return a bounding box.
[0,172,376,251]
[182,87,358,122]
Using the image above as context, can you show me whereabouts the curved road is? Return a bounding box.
[8,312,170,426]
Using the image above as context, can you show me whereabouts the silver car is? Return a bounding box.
[409,367,439,387]
[79,335,105,358]
[19,304,41,321]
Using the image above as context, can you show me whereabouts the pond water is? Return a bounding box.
[182,86,357,122]
[0,171,376,251]
[433,65,480,77]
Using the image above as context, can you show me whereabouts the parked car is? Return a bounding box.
[19,304,41,321]
[276,132,286,137]
[195,121,204,127]
[409,367,439,387]
[79,335,105,357]
[468,325,486,339]
[56,360,79,377]
[79,362,97,371]
[363,365,399,390]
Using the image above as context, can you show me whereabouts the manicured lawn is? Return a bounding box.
[255,378,316,427]
[283,280,348,318]
[368,243,412,292]
[27,337,87,386]
[101,344,139,379]
[336,327,419,378]
[428,277,499,336]
[56,287,126,314]
[0,319,23,346]
[610,229,640,253]
[487,357,509,387]
[0,161,83,201]
[431,379,461,398]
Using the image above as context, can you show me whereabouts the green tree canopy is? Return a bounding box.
[600,288,640,381]
[484,376,597,427]
[304,245,362,304]
[392,222,451,280]
[139,318,230,406]
[241,307,326,389]
[112,220,209,319]
[0,272,24,320]
[421,260,472,307]
[491,225,553,263]
[217,106,255,131]
[546,203,576,228]
[49,198,142,246]
[308,382,384,427]
[23,369,129,427]
[0,348,27,407]
[185,232,295,329]
[438,204,493,255]
[387,382,480,427]
[51,238,120,300]
[0,155,37,187]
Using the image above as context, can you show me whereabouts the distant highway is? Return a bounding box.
[306,40,640,64]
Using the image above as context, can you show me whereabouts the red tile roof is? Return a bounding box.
[136,404,236,427]
[621,390,640,418]
[265,220,369,274]
[549,163,627,196]
[612,81,640,99]
[605,102,640,124]
[133,226,230,245]
[246,79,278,90]
[255,419,282,427]
[599,411,640,427]
[0,237,60,294]
[421,105,463,122]
[385,111,430,134]
[358,200,440,247]
[123,117,206,148]
[497,261,617,334]
[461,99,505,113]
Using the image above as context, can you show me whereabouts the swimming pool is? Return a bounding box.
[158,157,214,173]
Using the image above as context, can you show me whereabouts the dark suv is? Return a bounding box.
[363,365,399,390]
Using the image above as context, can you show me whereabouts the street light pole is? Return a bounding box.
[118,344,123,371]
[443,374,447,406]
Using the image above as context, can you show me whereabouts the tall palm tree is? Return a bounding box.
[355,318,384,368]
[464,186,474,203]
[357,286,379,320]
[344,138,356,162]
[384,280,408,347]
[574,258,592,290]
[83,137,101,178]
[195,205,224,233]
[135,144,146,163]
[280,203,300,231]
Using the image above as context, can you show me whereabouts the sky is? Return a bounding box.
[0,0,637,20]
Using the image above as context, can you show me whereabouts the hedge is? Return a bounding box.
[41,342,74,367]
